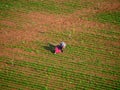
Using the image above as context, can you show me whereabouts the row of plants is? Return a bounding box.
[0,55,119,89]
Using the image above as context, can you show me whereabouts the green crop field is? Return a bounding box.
[0,0,120,90]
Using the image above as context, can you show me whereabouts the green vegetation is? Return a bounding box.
[94,12,120,24]
[0,0,92,14]
[0,0,120,90]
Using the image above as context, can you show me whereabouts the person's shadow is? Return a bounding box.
[43,43,55,53]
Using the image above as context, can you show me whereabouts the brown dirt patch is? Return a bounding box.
[25,11,112,33]
[0,0,120,42]
[0,27,38,43]
[70,1,120,16]
[0,20,16,27]
[104,41,120,49]
[96,2,120,12]
[0,0,120,44]
[0,62,8,72]
[0,47,39,63]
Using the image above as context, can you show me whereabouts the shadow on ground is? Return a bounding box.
[43,43,55,53]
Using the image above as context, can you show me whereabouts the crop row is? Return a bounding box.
[0,38,119,62]
[98,29,120,37]
[73,32,120,49]
[0,71,48,90]
[1,56,119,89]
[0,68,73,90]
[20,53,120,76]
[0,80,28,90]
[0,64,119,90]
[2,50,119,77]
[1,56,120,89]
[66,45,119,61]
[1,43,120,77]
[2,48,119,77]
[1,65,119,90]
[2,41,119,62]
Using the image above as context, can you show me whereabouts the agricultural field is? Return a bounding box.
[0,0,120,90]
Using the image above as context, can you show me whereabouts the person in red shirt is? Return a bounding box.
[54,42,66,54]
